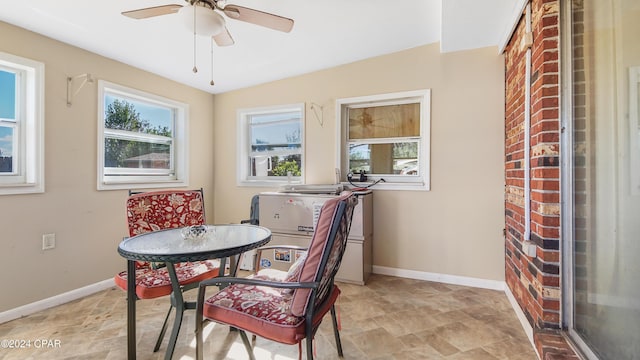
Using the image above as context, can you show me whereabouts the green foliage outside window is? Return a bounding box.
[104,99,172,168]
[271,159,301,176]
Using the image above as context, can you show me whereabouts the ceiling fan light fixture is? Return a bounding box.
[180,5,225,36]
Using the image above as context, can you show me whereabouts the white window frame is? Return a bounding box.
[0,52,44,195]
[630,66,640,195]
[237,103,305,187]
[97,80,189,190]
[336,89,431,191]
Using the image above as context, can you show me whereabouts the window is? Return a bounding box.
[337,90,430,191]
[562,1,640,359]
[237,104,304,186]
[0,52,44,195]
[97,81,188,190]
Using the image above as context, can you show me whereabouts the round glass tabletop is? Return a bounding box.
[118,224,271,263]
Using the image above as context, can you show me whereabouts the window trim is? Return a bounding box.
[629,66,640,195]
[0,52,44,195]
[97,80,189,190]
[236,103,305,187]
[336,89,431,191]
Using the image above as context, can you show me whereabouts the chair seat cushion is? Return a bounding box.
[114,260,220,299]
[203,275,340,345]
[255,268,289,282]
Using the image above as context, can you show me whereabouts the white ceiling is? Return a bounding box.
[0,0,519,94]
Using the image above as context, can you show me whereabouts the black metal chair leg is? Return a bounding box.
[306,336,314,360]
[238,330,256,360]
[164,303,183,360]
[126,260,137,360]
[165,264,185,360]
[195,284,207,360]
[153,305,173,352]
[330,305,343,357]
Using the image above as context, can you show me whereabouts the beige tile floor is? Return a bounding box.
[0,274,537,359]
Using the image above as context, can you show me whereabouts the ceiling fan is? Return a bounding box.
[122,0,294,85]
[122,0,294,46]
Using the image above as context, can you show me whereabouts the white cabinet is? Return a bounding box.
[256,191,373,285]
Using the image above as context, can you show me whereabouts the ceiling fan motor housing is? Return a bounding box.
[181,2,226,36]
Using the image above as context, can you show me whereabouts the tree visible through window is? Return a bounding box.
[104,98,172,170]
[97,80,188,190]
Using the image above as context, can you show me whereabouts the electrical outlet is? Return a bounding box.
[42,233,56,250]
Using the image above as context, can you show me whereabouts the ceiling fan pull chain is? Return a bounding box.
[192,4,198,73]
[210,37,215,85]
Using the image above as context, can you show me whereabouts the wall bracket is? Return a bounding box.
[66,73,94,107]
[310,102,324,126]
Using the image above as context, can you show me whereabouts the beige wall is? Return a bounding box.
[0,21,215,312]
[0,21,505,313]
[213,44,506,282]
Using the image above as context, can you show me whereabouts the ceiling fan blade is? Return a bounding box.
[122,4,183,19]
[213,26,235,46]
[223,5,294,33]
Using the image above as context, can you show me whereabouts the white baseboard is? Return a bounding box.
[504,284,538,357]
[0,278,115,324]
[372,265,505,291]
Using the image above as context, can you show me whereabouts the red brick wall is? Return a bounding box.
[504,1,578,358]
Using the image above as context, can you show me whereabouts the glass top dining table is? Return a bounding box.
[117,224,272,360]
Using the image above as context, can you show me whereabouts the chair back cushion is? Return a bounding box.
[116,189,221,297]
[289,191,356,316]
[126,189,205,237]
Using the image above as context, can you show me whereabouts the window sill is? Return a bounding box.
[98,179,188,191]
[0,183,45,196]
[341,181,430,191]
[237,179,303,188]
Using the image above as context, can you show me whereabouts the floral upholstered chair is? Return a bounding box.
[194,191,357,360]
[114,189,220,353]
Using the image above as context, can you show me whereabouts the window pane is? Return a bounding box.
[349,143,370,174]
[251,122,301,152]
[0,125,13,173]
[105,138,171,170]
[104,95,173,137]
[0,70,16,120]
[251,111,300,124]
[349,103,420,140]
[250,154,301,177]
[568,1,640,358]
[349,142,418,175]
